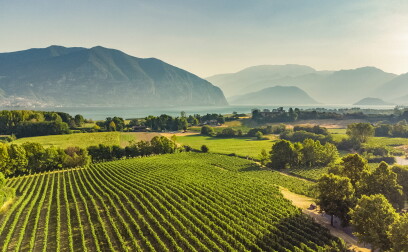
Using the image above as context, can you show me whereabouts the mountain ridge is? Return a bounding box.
[207,65,400,104]
[0,46,228,107]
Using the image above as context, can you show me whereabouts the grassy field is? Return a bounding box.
[176,135,277,158]
[13,132,159,149]
[0,153,342,251]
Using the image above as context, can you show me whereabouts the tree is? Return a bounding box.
[201,125,215,136]
[270,140,298,169]
[7,144,28,175]
[335,154,369,188]
[389,213,408,252]
[255,131,263,140]
[316,174,355,226]
[201,145,209,153]
[258,149,269,166]
[346,123,374,143]
[0,143,9,175]
[350,194,397,252]
[364,162,404,210]
[74,114,85,127]
[108,121,116,131]
[300,139,324,167]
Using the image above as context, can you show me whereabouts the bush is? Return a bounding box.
[336,138,361,151]
[216,127,236,137]
[293,125,329,135]
[201,125,215,136]
[367,156,396,165]
[280,130,332,144]
[201,145,209,153]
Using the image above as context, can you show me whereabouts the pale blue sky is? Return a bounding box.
[1,0,408,77]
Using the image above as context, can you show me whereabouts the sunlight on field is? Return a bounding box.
[177,135,276,158]
[13,132,152,148]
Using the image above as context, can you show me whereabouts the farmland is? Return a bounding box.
[13,132,159,149]
[0,153,343,251]
[176,135,277,158]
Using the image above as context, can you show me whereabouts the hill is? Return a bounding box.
[353,97,394,106]
[229,86,319,105]
[0,46,227,107]
[208,65,397,104]
[0,153,342,251]
[373,72,408,103]
[206,64,320,98]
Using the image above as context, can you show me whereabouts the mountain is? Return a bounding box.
[208,65,397,104]
[373,72,408,102]
[353,97,394,106]
[229,86,319,105]
[0,46,228,107]
[206,64,322,98]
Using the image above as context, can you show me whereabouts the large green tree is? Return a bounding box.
[7,144,28,175]
[350,194,397,252]
[389,213,408,252]
[270,140,298,169]
[364,162,405,210]
[346,123,374,143]
[333,154,369,188]
[316,173,355,226]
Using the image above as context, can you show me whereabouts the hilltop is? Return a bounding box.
[229,86,319,105]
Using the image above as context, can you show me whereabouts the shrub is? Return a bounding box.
[201,125,215,136]
[201,145,209,153]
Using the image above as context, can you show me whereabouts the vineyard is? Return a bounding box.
[0,153,343,251]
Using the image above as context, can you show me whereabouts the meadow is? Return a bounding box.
[0,153,343,251]
[176,135,277,158]
[13,132,159,149]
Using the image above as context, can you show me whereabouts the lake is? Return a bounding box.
[0,104,396,120]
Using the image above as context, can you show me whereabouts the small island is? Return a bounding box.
[353,97,394,106]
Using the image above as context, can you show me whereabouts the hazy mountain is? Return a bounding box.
[229,86,318,105]
[353,97,394,106]
[374,72,408,102]
[0,46,227,107]
[208,65,397,104]
[306,67,397,104]
[206,64,323,98]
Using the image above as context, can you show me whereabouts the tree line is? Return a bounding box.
[263,139,339,169]
[87,136,180,162]
[252,107,408,124]
[0,110,88,138]
[142,113,225,132]
[316,154,408,251]
[0,142,90,177]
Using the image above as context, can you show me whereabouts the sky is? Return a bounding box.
[1,0,408,77]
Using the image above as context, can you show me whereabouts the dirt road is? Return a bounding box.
[280,188,371,252]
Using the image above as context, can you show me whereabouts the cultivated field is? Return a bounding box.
[176,135,277,158]
[13,132,159,149]
[0,153,343,251]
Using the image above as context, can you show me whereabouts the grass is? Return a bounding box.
[177,134,277,158]
[13,132,154,149]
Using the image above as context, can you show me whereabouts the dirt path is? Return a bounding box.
[159,131,198,137]
[280,188,371,252]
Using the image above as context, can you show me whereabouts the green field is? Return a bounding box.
[0,153,342,251]
[13,132,157,149]
[177,135,277,158]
